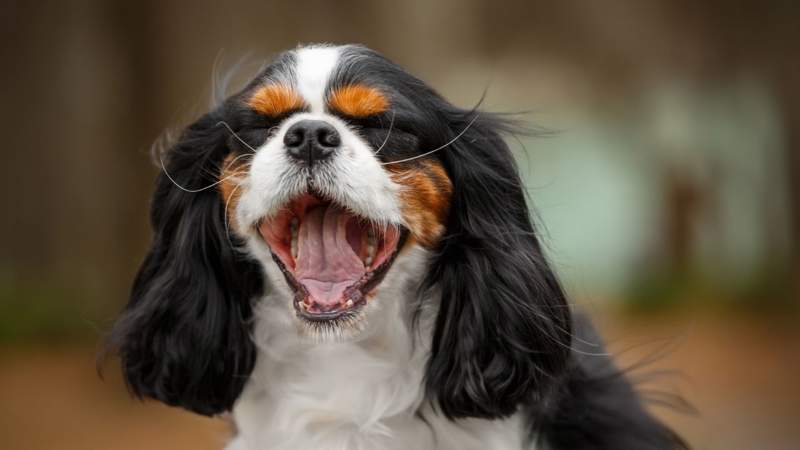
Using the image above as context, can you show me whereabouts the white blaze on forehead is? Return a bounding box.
[293,46,341,113]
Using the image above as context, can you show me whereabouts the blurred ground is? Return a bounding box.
[1,311,797,450]
[598,311,800,450]
[0,346,229,450]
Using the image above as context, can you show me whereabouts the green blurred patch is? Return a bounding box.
[622,264,798,320]
[0,277,101,344]
[622,271,697,313]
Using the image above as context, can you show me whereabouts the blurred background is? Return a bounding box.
[1,1,798,449]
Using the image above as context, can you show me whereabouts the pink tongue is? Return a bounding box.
[295,206,366,306]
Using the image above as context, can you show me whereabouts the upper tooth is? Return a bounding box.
[365,230,376,266]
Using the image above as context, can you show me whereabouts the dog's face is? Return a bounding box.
[110,44,571,420]
[221,46,453,337]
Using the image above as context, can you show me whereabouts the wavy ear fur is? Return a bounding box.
[424,110,572,419]
[107,108,262,416]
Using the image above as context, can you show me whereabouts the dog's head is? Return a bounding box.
[109,44,571,420]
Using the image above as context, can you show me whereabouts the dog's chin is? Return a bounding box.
[256,193,407,341]
[290,302,370,343]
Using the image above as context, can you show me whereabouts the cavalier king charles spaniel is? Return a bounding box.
[108,44,686,450]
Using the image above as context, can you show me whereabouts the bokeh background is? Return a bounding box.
[1,1,798,449]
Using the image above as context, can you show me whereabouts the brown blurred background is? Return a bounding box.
[1,1,798,449]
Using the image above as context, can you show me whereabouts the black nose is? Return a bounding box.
[283,120,341,165]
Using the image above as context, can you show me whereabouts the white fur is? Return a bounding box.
[228,247,529,450]
[228,45,533,450]
[294,45,340,113]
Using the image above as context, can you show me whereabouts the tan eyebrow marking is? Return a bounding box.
[328,84,389,117]
[247,84,306,117]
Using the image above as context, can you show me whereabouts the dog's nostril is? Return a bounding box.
[284,128,305,148]
[317,126,340,148]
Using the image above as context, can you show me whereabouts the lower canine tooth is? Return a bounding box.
[366,242,376,265]
[345,299,354,308]
[364,228,377,266]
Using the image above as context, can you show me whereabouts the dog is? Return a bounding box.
[108,43,686,450]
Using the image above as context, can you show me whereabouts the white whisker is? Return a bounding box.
[217,120,258,153]
[160,153,249,193]
[159,120,256,193]
[381,113,479,166]
[222,152,255,173]
[373,110,395,156]
[224,181,245,250]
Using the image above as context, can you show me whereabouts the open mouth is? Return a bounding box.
[258,194,405,322]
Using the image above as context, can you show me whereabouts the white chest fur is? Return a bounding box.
[228,330,526,450]
[226,250,529,450]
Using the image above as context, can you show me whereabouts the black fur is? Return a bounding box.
[423,110,573,419]
[107,108,263,416]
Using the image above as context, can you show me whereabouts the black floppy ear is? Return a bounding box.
[107,109,262,416]
[424,110,572,419]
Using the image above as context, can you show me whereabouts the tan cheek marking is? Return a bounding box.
[328,84,389,118]
[388,160,453,248]
[218,154,250,232]
[247,84,305,117]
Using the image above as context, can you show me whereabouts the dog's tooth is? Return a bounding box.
[365,234,376,266]
[345,299,354,308]
[364,248,374,267]
[362,229,377,267]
